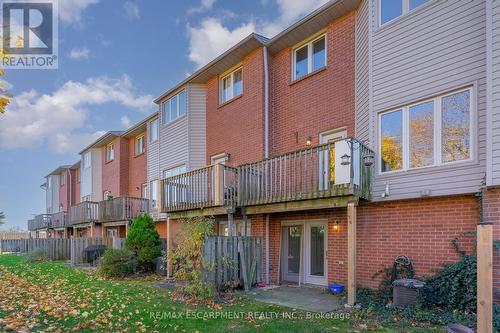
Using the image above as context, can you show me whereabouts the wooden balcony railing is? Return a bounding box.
[237,138,373,206]
[30,214,52,230]
[70,201,99,225]
[161,164,237,212]
[51,211,69,228]
[99,196,149,222]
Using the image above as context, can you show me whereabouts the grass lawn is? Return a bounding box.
[0,255,440,332]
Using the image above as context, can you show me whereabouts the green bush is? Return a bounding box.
[26,248,47,262]
[125,214,161,272]
[421,255,477,315]
[99,248,137,278]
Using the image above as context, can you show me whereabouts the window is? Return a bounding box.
[77,169,80,183]
[379,88,472,173]
[162,90,186,125]
[141,183,148,199]
[82,195,91,202]
[150,180,158,209]
[135,135,145,155]
[149,118,159,142]
[293,35,326,80]
[60,173,65,186]
[82,151,91,169]
[220,67,243,103]
[106,144,114,162]
[163,164,187,179]
[380,0,430,25]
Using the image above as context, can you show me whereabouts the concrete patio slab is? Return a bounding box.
[245,285,343,312]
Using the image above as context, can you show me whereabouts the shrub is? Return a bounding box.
[168,216,215,299]
[26,248,47,262]
[125,214,161,272]
[421,255,477,315]
[99,248,137,278]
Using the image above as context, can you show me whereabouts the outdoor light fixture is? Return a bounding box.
[340,153,351,166]
[363,153,374,167]
[306,136,312,146]
[333,221,340,231]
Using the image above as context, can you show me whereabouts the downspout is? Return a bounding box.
[263,46,271,285]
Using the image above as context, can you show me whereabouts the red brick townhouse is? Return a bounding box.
[68,117,151,238]
[156,0,499,312]
[28,163,80,238]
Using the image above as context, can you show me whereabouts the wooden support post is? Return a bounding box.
[227,212,234,236]
[477,222,493,333]
[125,222,129,236]
[90,222,95,238]
[166,217,171,280]
[243,214,249,236]
[238,237,249,291]
[347,201,357,306]
[214,164,224,206]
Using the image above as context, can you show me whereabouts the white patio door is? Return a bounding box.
[319,129,347,190]
[304,221,328,286]
[281,221,328,286]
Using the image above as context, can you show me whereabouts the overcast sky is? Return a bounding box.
[0,0,330,230]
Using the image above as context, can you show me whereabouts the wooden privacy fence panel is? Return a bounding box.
[0,239,71,260]
[0,232,31,240]
[70,237,107,266]
[202,236,262,290]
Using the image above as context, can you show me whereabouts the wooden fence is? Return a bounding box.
[0,231,31,240]
[0,238,71,260]
[203,236,262,291]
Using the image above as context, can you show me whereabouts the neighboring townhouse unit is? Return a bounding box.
[156,0,499,309]
[69,123,150,238]
[148,81,206,241]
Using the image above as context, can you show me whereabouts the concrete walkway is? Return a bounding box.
[245,285,343,312]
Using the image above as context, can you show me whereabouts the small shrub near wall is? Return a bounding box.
[167,216,215,300]
[125,214,162,272]
[99,249,137,278]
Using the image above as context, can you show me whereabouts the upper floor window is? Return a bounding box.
[220,67,243,103]
[82,151,91,169]
[379,87,472,173]
[149,118,159,143]
[380,0,430,26]
[135,135,145,156]
[106,143,115,162]
[60,173,65,186]
[293,34,326,81]
[162,90,186,125]
[163,164,187,179]
[77,169,80,183]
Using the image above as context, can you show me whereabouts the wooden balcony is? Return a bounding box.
[70,201,99,225]
[29,214,51,230]
[237,138,373,213]
[51,212,69,229]
[98,196,149,222]
[161,164,237,216]
[159,138,373,216]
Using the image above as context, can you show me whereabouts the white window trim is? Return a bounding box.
[378,87,475,175]
[378,0,432,27]
[220,67,243,104]
[163,164,187,179]
[162,90,186,126]
[149,118,159,143]
[150,180,158,209]
[106,143,115,162]
[292,34,327,81]
[135,134,145,156]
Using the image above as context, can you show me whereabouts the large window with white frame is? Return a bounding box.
[149,118,159,142]
[106,143,115,162]
[135,134,145,156]
[163,164,187,179]
[220,67,243,103]
[379,0,430,26]
[293,34,326,81]
[162,90,186,125]
[150,180,158,209]
[379,87,473,173]
[82,151,91,169]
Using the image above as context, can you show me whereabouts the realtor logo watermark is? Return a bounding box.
[1,0,58,69]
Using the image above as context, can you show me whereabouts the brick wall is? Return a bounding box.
[127,130,147,198]
[483,187,500,303]
[101,137,130,197]
[250,194,478,288]
[269,11,356,156]
[71,168,80,205]
[205,48,265,166]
